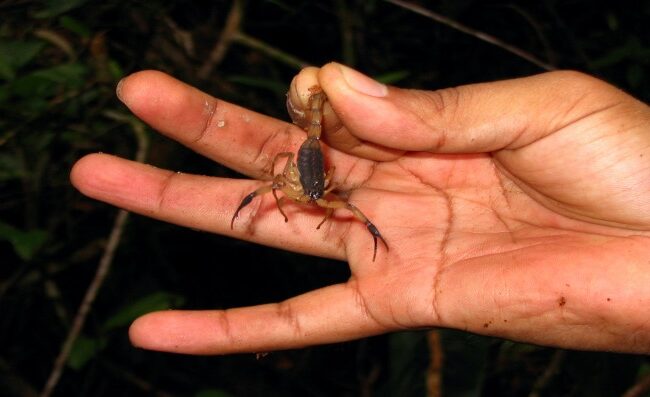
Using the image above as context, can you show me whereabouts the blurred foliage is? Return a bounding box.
[0,0,649,396]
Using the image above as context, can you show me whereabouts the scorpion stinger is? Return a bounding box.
[231,85,388,261]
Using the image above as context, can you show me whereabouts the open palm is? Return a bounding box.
[71,64,650,354]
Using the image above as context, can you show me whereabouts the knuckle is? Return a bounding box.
[276,300,304,338]
[423,86,462,116]
[253,126,294,177]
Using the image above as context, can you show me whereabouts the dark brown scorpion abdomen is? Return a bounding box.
[297,136,325,200]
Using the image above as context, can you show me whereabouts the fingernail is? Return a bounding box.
[336,63,388,97]
[116,77,126,103]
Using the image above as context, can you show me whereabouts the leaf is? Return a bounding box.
[33,0,89,18]
[11,63,87,99]
[590,36,650,69]
[637,361,650,377]
[0,40,46,80]
[194,389,235,397]
[59,15,91,38]
[102,291,185,331]
[31,62,87,85]
[68,335,107,370]
[0,59,13,81]
[627,64,643,88]
[226,75,287,96]
[0,152,25,181]
[0,221,48,261]
[386,332,428,397]
[375,70,410,85]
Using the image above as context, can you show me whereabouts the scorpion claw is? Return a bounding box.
[366,222,389,262]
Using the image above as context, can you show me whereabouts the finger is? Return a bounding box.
[117,70,308,179]
[128,283,390,354]
[70,153,349,260]
[314,63,631,154]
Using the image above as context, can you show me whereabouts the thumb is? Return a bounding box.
[314,63,620,157]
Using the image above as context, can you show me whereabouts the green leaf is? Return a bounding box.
[102,292,185,331]
[226,75,287,95]
[0,40,46,80]
[0,84,9,103]
[375,70,410,85]
[638,361,650,377]
[0,152,24,181]
[0,59,13,81]
[0,221,48,261]
[33,0,89,18]
[31,62,87,85]
[68,335,107,370]
[627,64,643,88]
[59,15,91,38]
[107,59,125,80]
[11,63,87,99]
[386,332,428,397]
[194,389,235,397]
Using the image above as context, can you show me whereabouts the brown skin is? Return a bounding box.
[71,63,650,355]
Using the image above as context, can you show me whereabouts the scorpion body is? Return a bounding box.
[297,136,326,200]
[231,86,388,261]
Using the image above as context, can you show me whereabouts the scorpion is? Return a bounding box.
[230,86,388,261]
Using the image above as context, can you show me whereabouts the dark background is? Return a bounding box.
[1,1,649,396]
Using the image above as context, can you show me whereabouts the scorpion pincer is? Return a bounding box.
[231,85,388,261]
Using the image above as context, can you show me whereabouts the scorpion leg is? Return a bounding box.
[315,198,388,261]
[315,168,338,229]
[230,185,274,229]
[316,208,334,230]
[323,166,335,192]
[272,189,289,222]
[272,152,294,175]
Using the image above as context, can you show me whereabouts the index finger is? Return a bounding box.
[117,70,307,179]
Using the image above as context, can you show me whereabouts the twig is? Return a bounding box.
[100,359,176,397]
[503,4,557,67]
[232,31,311,70]
[622,371,650,397]
[198,0,310,78]
[197,0,244,80]
[337,0,356,66]
[383,0,556,71]
[40,114,148,397]
[0,356,39,397]
[426,330,443,397]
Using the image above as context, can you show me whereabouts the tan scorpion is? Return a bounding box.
[231,86,388,261]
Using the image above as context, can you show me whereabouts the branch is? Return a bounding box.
[622,371,650,397]
[198,0,244,80]
[40,114,148,397]
[426,330,443,397]
[232,31,311,70]
[197,0,310,79]
[383,0,557,71]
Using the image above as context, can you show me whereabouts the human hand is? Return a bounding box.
[71,63,650,354]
